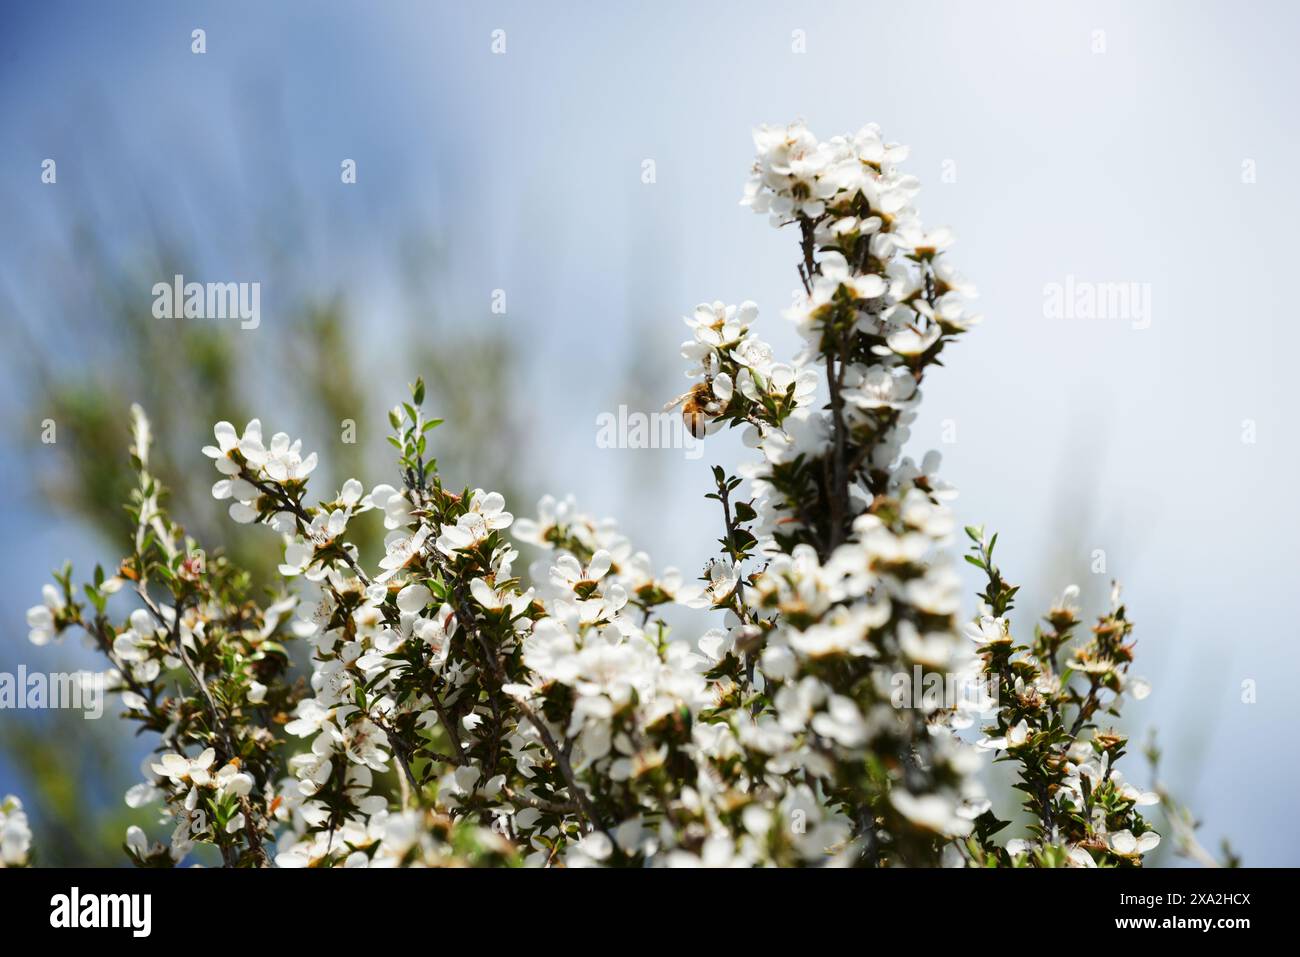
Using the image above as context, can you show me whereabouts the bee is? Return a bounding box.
[664,381,721,439]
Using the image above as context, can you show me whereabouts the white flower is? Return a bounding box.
[743,121,839,221]
[125,756,165,808]
[890,791,973,837]
[1108,829,1160,859]
[1048,584,1081,620]
[731,335,774,372]
[1123,674,1152,700]
[211,473,263,524]
[1118,782,1160,807]
[124,825,166,862]
[1067,846,1098,868]
[698,559,739,608]
[884,322,941,358]
[262,432,318,482]
[760,407,831,466]
[697,627,733,662]
[712,372,734,406]
[1006,839,1034,857]
[683,300,753,353]
[437,491,513,555]
[440,765,482,803]
[0,795,32,867]
[761,644,797,681]
[787,604,885,659]
[978,719,1029,752]
[569,831,614,865]
[277,510,350,576]
[964,615,1011,646]
[112,608,161,666]
[572,641,645,702]
[414,604,458,670]
[844,364,916,411]
[512,494,580,547]
[469,577,532,616]
[523,618,580,684]
[214,763,254,799]
[150,748,217,788]
[26,584,65,646]
[202,419,265,476]
[898,623,957,669]
[368,484,412,530]
[895,224,954,258]
[780,785,852,859]
[395,583,433,615]
[376,524,431,582]
[336,478,366,508]
[550,550,612,593]
[811,695,868,748]
[810,251,887,305]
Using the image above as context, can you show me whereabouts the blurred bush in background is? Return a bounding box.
[1,192,530,865]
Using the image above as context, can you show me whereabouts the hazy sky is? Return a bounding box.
[2,1,1296,864]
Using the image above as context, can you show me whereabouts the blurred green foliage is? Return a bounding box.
[2,221,527,865]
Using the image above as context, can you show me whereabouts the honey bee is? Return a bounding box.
[663,381,721,439]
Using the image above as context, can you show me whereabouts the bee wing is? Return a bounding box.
[663,391,692,412]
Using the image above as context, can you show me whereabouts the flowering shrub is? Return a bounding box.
[22,121,1178,868]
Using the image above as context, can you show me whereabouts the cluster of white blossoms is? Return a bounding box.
[205,418,320,524]
[653,122,998,862]
[19,122,1168,869]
